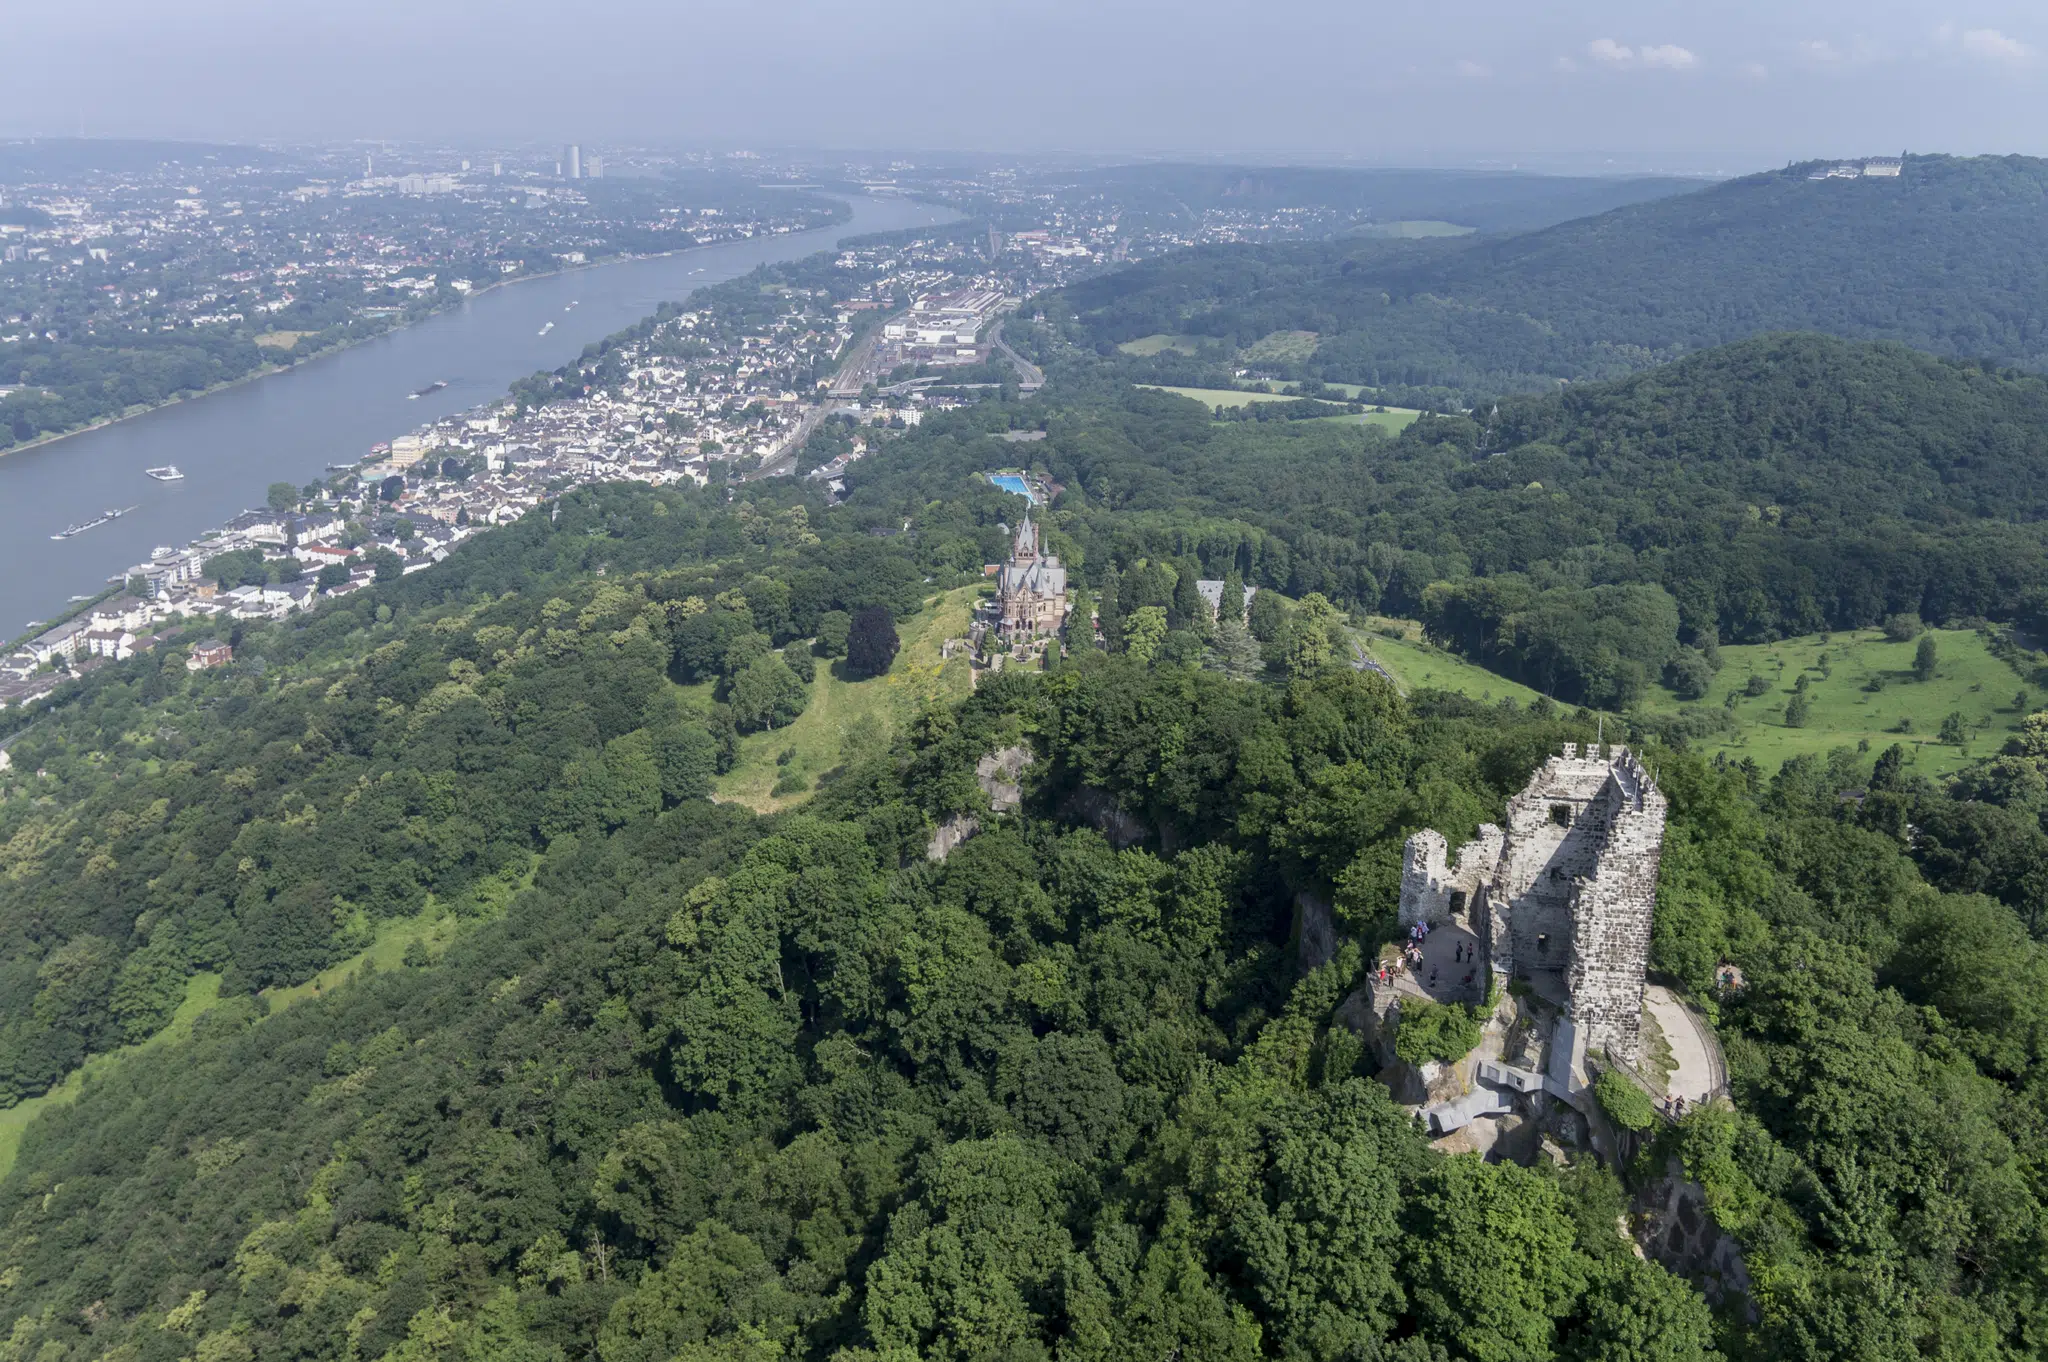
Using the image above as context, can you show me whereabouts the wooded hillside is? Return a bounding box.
[1046,154,2048,396]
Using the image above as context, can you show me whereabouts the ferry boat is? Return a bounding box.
[409,380,448,399]
[538,321,554,336]
[145,464,184,481]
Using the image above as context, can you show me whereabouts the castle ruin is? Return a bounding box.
[1399,743,1666,1077]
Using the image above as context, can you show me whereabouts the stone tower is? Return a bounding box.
[1397,744,1665,1071]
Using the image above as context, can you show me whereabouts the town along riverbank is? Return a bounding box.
[0,195,958,634]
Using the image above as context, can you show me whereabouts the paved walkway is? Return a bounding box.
[1645,984,1720,1104]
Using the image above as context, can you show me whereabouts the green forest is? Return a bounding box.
[860,332,2048,709]
[1049,164,1698,234]
[1044,154,2048,399]
[15,154,2048,1362]
[1,442,2048,1359]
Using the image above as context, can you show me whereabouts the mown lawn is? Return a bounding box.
[715,586,979,811]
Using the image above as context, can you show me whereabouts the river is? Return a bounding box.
[0,194,958,636]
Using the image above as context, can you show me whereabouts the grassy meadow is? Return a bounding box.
[1352,620,1546,706]
[1117,334,1204,356]
[1311,409,1424,433]
[1357,220,1478,239]
[713,585,979,812]
[1357,620,2031,778]
[1638,628,2033,777]
[1138,384,1422,431]
[0,972,222,1181]
[1240,329,1321,365]
[1138,384,1302,408]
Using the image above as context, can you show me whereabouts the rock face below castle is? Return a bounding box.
[1399,743,1666,1072]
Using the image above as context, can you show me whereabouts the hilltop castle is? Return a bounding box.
[994,512,1069,642]
[1399,743,1666,1075]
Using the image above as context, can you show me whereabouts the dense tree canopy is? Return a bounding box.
[1041,154,2048,399]
[15,166,2048,1359]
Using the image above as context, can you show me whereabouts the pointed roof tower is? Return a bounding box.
[1013,509,1039,562]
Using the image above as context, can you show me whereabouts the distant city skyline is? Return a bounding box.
[4,0,2047,174]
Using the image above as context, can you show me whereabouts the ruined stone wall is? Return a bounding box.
[1398,743,1665,1072]
[1398,824,1503,927]
[1566,754,1664,1067]
[1488,745,1615,976]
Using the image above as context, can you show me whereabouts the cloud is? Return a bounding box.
[1960,27,2031,64]
[1741,61,1769,80]
[1553,54,1579,72]
[1585,38,1697,70]
[1454,58,1490,79]
[1802,38,1844,63]
[1640,44,1698,69]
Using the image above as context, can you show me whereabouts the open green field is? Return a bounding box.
[1358,220,1477,239]
[1241,329,1321,365]
[1637,628,2033,777]
[1352,621,1546,706]
[1140,385,1421,431]
[715,586,978,811]
[1310,409,1424,433]
[1117,334,1204,357]
[1139,384,1304,408]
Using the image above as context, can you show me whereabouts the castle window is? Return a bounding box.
[1449,890,1467,914]
[1536,934,1550,956]
[1549,803,1572,827]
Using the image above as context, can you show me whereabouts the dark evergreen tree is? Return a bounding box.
[845,606,900,678]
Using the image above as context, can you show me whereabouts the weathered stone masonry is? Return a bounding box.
[1398,744,1666,1070]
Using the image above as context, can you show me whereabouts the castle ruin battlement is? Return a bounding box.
[1397,743,1666,1068]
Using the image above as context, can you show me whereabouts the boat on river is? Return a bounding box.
[145,465,184,481]
[50,505,138,540]
[409,380,448,399]
[538,321,554,336]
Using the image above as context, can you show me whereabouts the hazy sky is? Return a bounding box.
[8,0,2046,172]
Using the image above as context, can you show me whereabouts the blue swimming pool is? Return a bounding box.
[988,473,1038,503]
